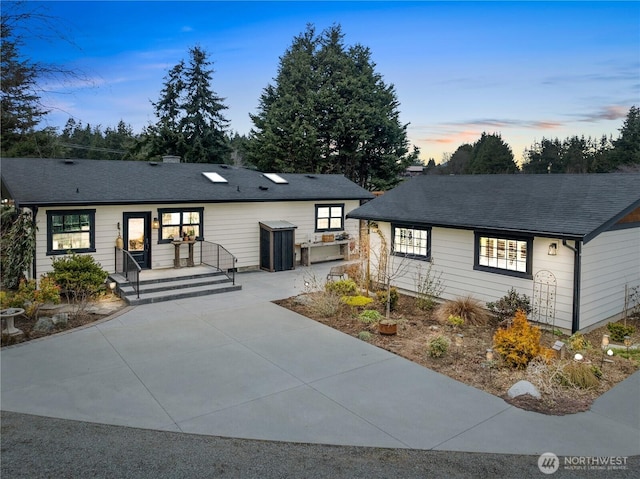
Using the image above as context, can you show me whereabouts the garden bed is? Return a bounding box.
[275,292,639,415]
[1,294,127,347]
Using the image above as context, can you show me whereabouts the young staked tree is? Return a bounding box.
[250,24,417,190]
[146,46,230,163]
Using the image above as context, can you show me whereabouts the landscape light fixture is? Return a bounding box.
[601,334,609,348]
[548,242,558,256]
[486,349,494,361]
[624,336,632,356]
[455,334,464,347]
[152,217,160,229]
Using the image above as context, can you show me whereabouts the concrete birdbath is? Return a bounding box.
[1,308,25,336]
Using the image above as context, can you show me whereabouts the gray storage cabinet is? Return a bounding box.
[259,221,297,272]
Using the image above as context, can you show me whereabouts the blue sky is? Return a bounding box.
[17,1,640,164]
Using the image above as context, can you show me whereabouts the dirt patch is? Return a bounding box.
[275,293,640,415]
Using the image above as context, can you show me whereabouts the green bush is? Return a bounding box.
[10,276,61,319]
[358,331,373,341]
[358,309,382,324]
[447,315,464,328]
[567,332,591,352]
[342,295,373,308]
[427,335,450,358]
[49,254,108,317]
[376,287,399,311]
[325,279,358,296]
[487,287,532,322]
[606,322,636,342]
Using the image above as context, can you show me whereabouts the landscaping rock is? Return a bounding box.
[52,313,69,327]
[293,294,313,306]
[507,380,541,399]
[33,317,55,333]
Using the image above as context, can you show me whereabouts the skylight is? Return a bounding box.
[263,173,288,184]
[202,172,228,183]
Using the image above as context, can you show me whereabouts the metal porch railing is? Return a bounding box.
[114,247,141,298]
[199,240,237,285]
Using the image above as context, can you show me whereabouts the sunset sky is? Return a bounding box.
[16,1,640,164]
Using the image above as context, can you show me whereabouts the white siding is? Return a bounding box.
[34,200,362,277]
[580,227,640,329]
[367,223,576,331]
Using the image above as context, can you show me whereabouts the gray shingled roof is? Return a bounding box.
[1,158,373,206]
[347,174,640,243]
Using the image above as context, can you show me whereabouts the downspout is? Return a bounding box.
[562,239,582,334]
[31,206,38,281]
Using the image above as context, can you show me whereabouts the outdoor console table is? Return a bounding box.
[171,240,196,268]
[300,239,350,267]
[1,308,25,336]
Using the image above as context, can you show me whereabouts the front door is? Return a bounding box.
[123,212,151,269]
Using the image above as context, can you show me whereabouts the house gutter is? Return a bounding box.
[562,239,582,334]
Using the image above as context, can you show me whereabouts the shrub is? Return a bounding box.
[447,315,464,328]
[567,332,591,352]
[558,361,600,389]
[342,295,373,308]
[325,279,358,296]
[435,295,489,326]
[308,291,343,318]
[493,310,541,369]
[49,254,108,317]
[427,335,450,358]
[486,288,532,322]
[358,331,373,341]
[343,262,365,289]
[10,276,61,320]
[607,322,636,342]
[413,261,445,311]
[358,309,382,324]
[376,287,398,311]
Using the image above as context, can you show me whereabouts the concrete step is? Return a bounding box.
[123,282,242,306]
[110,271,241,306]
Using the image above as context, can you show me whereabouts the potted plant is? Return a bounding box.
[187,229,196,241]
[378,319,397,335]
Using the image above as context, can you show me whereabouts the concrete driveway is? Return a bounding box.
[1,264,638,456]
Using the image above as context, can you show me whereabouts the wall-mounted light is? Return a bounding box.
[548,242,558,256]
[152,217,160,229]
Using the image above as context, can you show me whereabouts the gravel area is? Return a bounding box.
[2,411,637,478]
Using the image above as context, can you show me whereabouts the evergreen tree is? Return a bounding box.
[0,20,47,155]
[145,46,230,163]
[609,105,640,169]
[467,133,518,174]
[522,138,564,173]
[436,144,472,175]
[250,24,417,189]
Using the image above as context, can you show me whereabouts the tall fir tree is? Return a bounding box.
[609,105,640,168]
[467,133,518,174]
[0,20,47,155]
[145,46,230,163]
[249,24,417,189]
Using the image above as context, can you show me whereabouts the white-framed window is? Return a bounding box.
[315,204,344,232]
[158,207,203,243]
[392,225,431,260]
[475,233,532,278]
[47,209,96,254]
